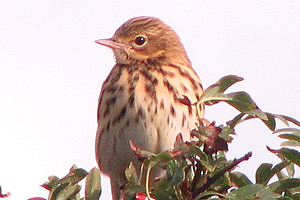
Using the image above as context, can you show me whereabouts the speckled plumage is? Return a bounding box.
[95,16,204,200]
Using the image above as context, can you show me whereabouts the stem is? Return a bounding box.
[139,162,145,185]
[192,152,252,198]
[145,164,151,199]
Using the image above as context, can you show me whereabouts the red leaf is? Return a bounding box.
[129,140,153,162]
[174,133,184,147]
[40,184,51,191]
[201,122,228,153]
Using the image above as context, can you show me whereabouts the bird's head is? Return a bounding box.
[95,16,191,66]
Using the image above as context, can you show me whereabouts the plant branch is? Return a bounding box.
[192,152,252,198]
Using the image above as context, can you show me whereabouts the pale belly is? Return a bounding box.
[96,64,202,180]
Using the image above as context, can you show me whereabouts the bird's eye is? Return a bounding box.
[133,35,147,47]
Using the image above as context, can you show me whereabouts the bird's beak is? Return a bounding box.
[95,38,124,50]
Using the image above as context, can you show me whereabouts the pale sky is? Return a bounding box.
[1,1,300,199]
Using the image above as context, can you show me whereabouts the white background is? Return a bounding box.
[1,1,300,199]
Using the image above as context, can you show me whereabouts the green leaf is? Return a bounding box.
[227,112,248,130]
[170,168,185,186]
[274,114,300,127]
[225,92,258,112]
[85,168,101,200]
[245,109,268,121]
[189,145,209,162]
[166,160,177,175]
[277,171,288,180]
[256,189,281,200]
[152,179,175,200]
[228,184,279,200]
[254,162,288,186]
[43,176,60,190]
[227,109,276,131]
[255,163,273,185]
[211,173,231,192]
[271,161,290,178]
[266,113,300,131]
[56,184,81,200]
[281,140,300,147]
[216,75,244,93]
[275,129,300,146]
[268,178,300,194]
[125,162,139,184]
[199,75,258,112]
[70,168,89,184]
[285,163,295,178]
[60,165,88,185]
[230,172,252,187]
[274,128,300,136]
[277,148,300,167]
[194,191,228,199]
[262,112,277,131]
[49,182,69,200]
[275,197,294,200]
[278,133,300,141]
[151,150,174,167]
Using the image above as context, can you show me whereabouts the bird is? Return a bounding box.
[95,16,204,200]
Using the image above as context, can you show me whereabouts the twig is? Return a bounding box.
[192,152,252,198]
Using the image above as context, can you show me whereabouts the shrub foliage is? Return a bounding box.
[24,75,300,200]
